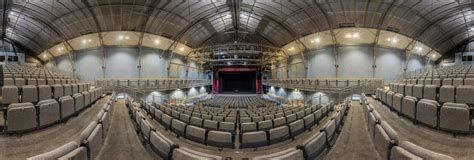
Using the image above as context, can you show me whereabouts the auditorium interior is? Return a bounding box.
[1,0,474,159]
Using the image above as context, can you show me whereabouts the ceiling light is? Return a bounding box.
[81,39,87,44]
[42,54,47,58]
[310,40,314,43]
[432,54,436,58]
[353,33,359,38]
[154,39,160,44]
[179,47,184,51]
[315,37,320,43]
[88,39,92,42]
[391,38,398,43]
[345,34,352,38]
[118,35,124,40]
[416,47,423,52]
[57,47,63,51]
[125,36,130,40]
[387,38,391,41]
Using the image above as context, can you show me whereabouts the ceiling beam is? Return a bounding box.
[232,0,240,40]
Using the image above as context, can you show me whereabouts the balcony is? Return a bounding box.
[263,78,383,94]
[96,78,212,92]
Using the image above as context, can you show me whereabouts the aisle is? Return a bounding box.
[96,100,154,160]
[324,102,382,160]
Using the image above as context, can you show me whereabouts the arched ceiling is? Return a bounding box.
[0,0,473,56]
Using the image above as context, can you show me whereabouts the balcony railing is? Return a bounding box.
[96,78,212,92]
[263,78,384,94]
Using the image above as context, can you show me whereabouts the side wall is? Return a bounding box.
[280,45,425,83]
[50,46,203,83]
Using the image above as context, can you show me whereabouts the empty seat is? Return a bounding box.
[393,93,403,113]
[301,131,327,160]
[203,120,218,130]
[432,78,441,87]
[402,96,417,120]
[270,117,286,128]
[252,116,263,122]
[161,114,173,129]
[386,91,395,107]
[6,103,37,132]
[179,114,190,123]
[413,85,423,99]
[37,99,61,127]
[53,85,64,99]
[21,85,37,103]
[464,78,474,86]
[27,141,82,160]
[241,131,268,148]
[190,117,203,127]
[85,124,103,159]
[171,110,180,119]
[2,86,19,104]
[322,119,336,143]
[395,141,454,160]
[150,131,177,160]
[264,115,275,120]
[416,99,439,128]
[15,78,25,88]
[252,148,304,160]
[374,121,399,160]
[404,84,414,96]
[140,119,153,142]
[390,146,422,160]
[38,85,52,101]
[3,78,14,86]
[219,122,235,134]
[62,84,72,96]
[224,116,236,123]
[185,125,206,144]
[456,85,474,104]
[440,103,470,133]
[453,78,464,86]
[269,125,289,144]
[422,85,437,101]
[303,114,315,130]
[442,78,453,85]
[72,93,84,112]
[258,120,273,131]
[37,79,46,85]
[398,84,406,95]
[439,85,455,103]
[59,96,75,119]
[27,78,37,85]
[240,122,257,133]
[172,147,222,160]
[286,114,296,123]
[71,84,78,94]
[296,110,305,119]
[82,91,91,106]
[207,131,233,148]
[289,119,305,138]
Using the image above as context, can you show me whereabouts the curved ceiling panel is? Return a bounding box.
[0,0,473,57]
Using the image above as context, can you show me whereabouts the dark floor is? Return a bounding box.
[368,98,474,159]
[0,98,108,160]
[96,101,155,160]
[324,102,382,160]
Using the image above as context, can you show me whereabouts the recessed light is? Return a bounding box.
[179,47,184,51]
[125,36,130,40]
[345,34,352,38]
[154,39,160,44]
[352,33,359,38]
[315,37,320,43]
[118,35,124,40]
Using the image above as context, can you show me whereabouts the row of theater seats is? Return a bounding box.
[386,83,474,104]
[27,92,115,160]
[361,95,454,160]
[131,101,339,149]
[411,73,474,79]
[3,64,69,78]
[128,98,349,160]
[2,83,91,104]
[3,77,79,87]
[403,77,474,86]
[4,87,103,133]
[377,86,472,133]
[196,96,276,108]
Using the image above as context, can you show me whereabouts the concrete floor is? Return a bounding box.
[324,102,382,160]
[0,98,108,160]
[368,98,474,159]
[96,101,155,160]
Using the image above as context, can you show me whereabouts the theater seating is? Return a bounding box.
[150,130,177,159]
[207,130,234,148]
[439,103,471,133]
[416,99,439,127]
[241,131,268,148]
[6,103,37,132]
[26,141,87,160]
[300,131,327,159]
[252,148,304,160]
[390,141,453,160]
